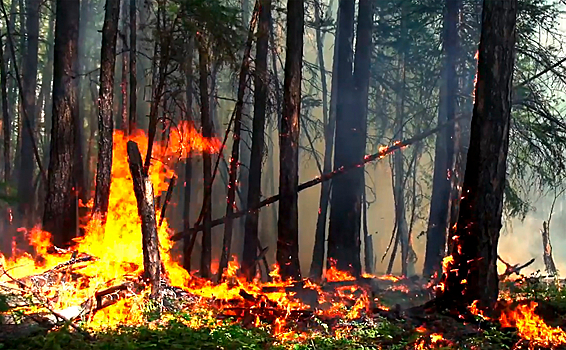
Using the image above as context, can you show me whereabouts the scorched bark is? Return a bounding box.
[44,0,80,247]
[93,0,120,222]
[127,141,161,299]
[277,0,303,281]
[423,0,460,278]
[241,0,270,280]
[327,0,360,276]
[440,0,518,310]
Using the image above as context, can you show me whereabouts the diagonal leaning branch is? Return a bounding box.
[170,116,463,243]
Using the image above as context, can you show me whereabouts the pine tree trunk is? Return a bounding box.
[277,0,303,281]
[423,0,460,278]
[119,0,128,132]
[0,39,10,184]
[441,0,517,310]
[43,0,80,247]
[352,0,373,275]
[328,0,361,276]
[198,39,212,279]
[128,0,137,133]
[218,0,259,279]
[241,0,270,280]
[17,0,40,221]
[127,141,161,299]
[92,0,120,222]
[309,0,336,281]
[182,38,194,273]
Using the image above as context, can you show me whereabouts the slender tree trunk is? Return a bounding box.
[93,0,120,222]
[44,0,80,247]
[182,38,194,273]
[352,0,373,276]
[129,0,137,132]
[127,141,161,299]
[17,0,40,221]
[198,39,212,279]
[119,0,128,132]
[328,0,360,276]
[0,39,10,184]
[362,178,374,273]
[220,0,260,281]
[277,0,303,281]
[309,0,337,281]
[440,0,517,310]
[241,0,270,281]
[423,0,460,278]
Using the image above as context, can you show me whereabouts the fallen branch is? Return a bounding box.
[171,116,462,242]
[498,256,536,280]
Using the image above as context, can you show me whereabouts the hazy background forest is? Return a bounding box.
[0,0,565,278]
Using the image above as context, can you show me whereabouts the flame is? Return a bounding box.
[499,301,566,347]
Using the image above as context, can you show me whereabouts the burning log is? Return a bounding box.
[541,221,558,276]
[127,141,161,300]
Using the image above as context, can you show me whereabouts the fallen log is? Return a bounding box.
[171,116,463,242]
[127,141,161,300]
[498,256,535,280]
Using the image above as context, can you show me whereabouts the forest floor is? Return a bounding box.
[2,275,566,350]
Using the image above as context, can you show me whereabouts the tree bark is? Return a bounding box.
[127,141,161,299]
[119,0,128,132]
[18,0,40,221]
[352,0,373,275]
[43,0,80,247]
[328,0,361,276]
[221,0,260,281]
[440,0,518,310]
[277,0,303,281]
[198,38,212,279]
[0,39,10,184]
[241,0,270,281]
[423,0,460,278]
[541,221,557,276]
[93,0,120,222]
[128,0,137,133]
[183,38,194,273]
[309,0,337,281]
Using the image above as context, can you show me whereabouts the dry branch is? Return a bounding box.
[127,141,161,299]
[171,116,462,242]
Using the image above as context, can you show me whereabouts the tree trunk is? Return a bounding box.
[353,0,373,276]
[277,0,303,281]
[241,0,270,281]
[220,0,260,281]
[309,0,337,281]
[17,0,40,221]
[198,39,212,279]
[0,39,10,184]
[119,0,128,132]
[440,0,517,310]
[128,0,137,133]
[43,0,80,247]
[423,0,460,278]
[127,141,161,299]
[92,0,120,222]
[182,38,194,273]
[328,0,361,276]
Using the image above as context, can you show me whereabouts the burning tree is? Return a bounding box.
[438,0,518,310]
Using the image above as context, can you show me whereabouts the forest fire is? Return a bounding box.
[1,128,566,348]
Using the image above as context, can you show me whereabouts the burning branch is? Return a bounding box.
[127,141,161,300]
[171,116,463,242]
